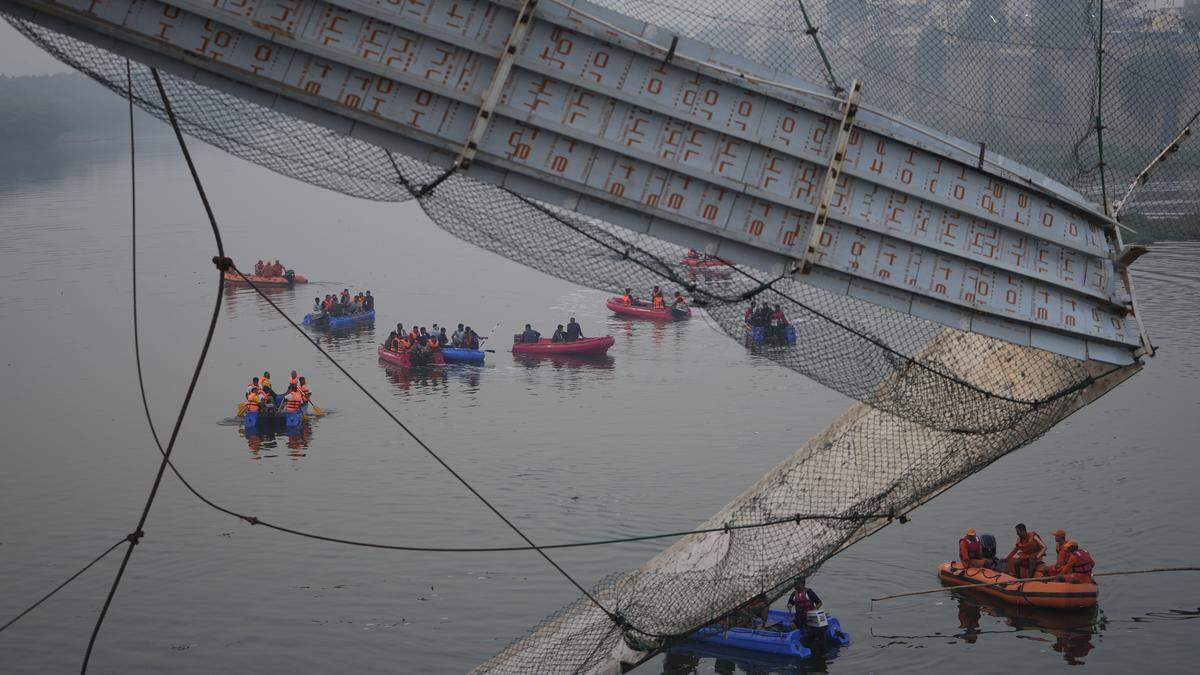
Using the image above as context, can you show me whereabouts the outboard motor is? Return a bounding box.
[980,533,998,567]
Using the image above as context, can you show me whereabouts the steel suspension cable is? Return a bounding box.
[80,66,227,673]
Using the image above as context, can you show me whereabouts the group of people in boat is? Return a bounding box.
[618,286,688,310]
[723,576,825,637]
[244,370,313,415]
[516,317,586,343]
[314,289,374,317]
[253,259,289,278]
[959,524,1095,583]
[385,323,481,353]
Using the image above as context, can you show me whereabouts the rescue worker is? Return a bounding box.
[246,376,262,396]
[565,317,584,342]
[261,371,274,397]
[245,386,264,413]
[787,576,822,633]
[1004,523,1046,579]
[254,260,265,276]
[1057,540,1095,584]
[426,333,440,351]
[298,376,312,404]
[621,288,634,305]
[282,384,305,413]
[1047,529,1070,575]
[959,528,987,568]
[672,291,687,308]
[272,260,283,276]
[551,324,567,343]
[289,370,299,389]
[464,327,479,350]
[651,285,665,309]
[520,324,541,343]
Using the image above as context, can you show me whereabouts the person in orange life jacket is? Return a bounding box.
[246,376,262,396]
[1045,529,1070,574]
[651,285,664,308]
[254,260,265,276]
[1004,523,1046,578]
[426,334,440,351]
[672,291,687,307]
[787,576,822,632]
[959,528,987,567]
[1057,540,1095,584]
[464,327,479,349]
[282,384,305,412]
[272,260,283,276]
[289,371,299,389]
[245,387,264,413]
[621,288,634,305]
[298,377,311,403]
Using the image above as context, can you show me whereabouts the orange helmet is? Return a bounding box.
[965,528,976,536]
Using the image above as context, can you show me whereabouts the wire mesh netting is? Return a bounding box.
[3,1,1179,671]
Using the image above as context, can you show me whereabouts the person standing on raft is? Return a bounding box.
[787,576,822,634]
[565,317,584,342]
[1004,523,1046,578]
[959,528,987,568]
[620,288,635,305]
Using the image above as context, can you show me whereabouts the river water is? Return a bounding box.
[0,135,1197,674]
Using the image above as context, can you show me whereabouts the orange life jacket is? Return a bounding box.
[1063,549,1095,581]
[959,536,982,563]
[245,391,261,413]
[1054,542,1070,569]
[652,297,665,308]
[1015,532,1044,557]
[289,376,299,387]
[283,392,304,412]
[621,294,632,304]
[427,337,439,349]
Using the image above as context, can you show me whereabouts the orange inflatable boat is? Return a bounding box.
[938,561,1098,610]
[223,271,308,285]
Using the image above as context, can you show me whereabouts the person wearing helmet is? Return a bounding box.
[1057,540,1095,584]
[959,528,987,568]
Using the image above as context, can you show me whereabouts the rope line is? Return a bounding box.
[80,66,227,674]
[0,538,126,635]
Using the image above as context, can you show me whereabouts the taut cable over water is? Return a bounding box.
[4,0,1198,671]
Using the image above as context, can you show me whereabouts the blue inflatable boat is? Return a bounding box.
[303,309,375,328]
[687,609,848,658]
[744,323,797,346]
[440,347,485,364]
[244,408,304,430]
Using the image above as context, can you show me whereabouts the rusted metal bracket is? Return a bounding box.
[795,79,862,275]
[456,0,538,170]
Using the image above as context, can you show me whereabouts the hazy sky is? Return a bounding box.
[0,22,73,76]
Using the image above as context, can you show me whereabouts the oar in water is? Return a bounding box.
[306,398,324,417]
[871,566,1200,604]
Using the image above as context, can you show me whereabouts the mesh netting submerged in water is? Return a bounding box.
[3,1,1174,671]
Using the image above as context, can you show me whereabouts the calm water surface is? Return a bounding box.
[0,138,1197,674]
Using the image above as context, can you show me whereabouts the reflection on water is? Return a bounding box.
[238,418,315,460]
[381,362,449,394]
[610,315,691,351]
[662,644,839,674]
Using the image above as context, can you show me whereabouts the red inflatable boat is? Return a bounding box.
[377,345,446,368]
[606,297,692,321]
[511,335,615,356]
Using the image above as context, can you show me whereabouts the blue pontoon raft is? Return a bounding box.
[439,347,486,364]
[303,309,375,329]
[686,608,849,658]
